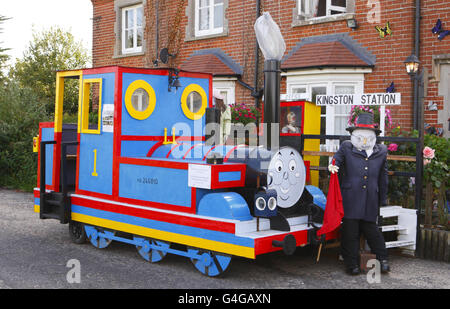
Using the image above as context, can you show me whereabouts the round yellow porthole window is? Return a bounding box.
[181,84,208,120]
[125,80,156,120]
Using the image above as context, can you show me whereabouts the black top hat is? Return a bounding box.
[346,112,382,135]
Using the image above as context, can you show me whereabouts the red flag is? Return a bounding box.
[317,159,344,237]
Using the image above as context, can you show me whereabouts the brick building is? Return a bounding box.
[90,0,450,137]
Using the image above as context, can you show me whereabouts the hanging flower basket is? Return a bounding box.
[230,103,261,126]
[348,105,393,129]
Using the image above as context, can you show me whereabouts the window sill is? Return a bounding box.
[113,51,145,59]
[185,31,228,42]
[292,13,355,28]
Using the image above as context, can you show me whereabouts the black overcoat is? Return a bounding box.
[333,141,389,222]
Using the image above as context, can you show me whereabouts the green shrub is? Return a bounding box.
[0,81,50,191]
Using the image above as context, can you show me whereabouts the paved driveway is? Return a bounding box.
[0,188,448,290]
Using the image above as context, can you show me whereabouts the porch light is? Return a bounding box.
[404,54,420,76]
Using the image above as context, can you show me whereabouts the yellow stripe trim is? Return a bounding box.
[71,213,256,259]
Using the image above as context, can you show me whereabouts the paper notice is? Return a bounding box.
[188,164,211,189]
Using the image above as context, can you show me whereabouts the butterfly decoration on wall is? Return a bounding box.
[432,19,450,41]
[375,22,392,38]
[386,82,395,93]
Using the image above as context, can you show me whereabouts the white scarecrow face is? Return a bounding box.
[267,147,306,209]
[351,129,376,152]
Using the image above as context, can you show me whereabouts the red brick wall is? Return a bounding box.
[91,0,450,131]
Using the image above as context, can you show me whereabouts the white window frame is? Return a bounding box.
[121,4,144,54]
[298,0,347,19]
[194,0,224,37]
[213,78,236,106]
[285,68,370,151]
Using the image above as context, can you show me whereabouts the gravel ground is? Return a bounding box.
[0,188,449,290]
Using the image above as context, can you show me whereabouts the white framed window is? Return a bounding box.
[122,4,144,54]
[285,68,369,151]
[213,78,235,106]
[195,0,224,37]
[298,0,348,19]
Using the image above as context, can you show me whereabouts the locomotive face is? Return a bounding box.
[267,147,306,209]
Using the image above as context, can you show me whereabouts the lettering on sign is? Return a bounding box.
[137,177,158,185]
[316,93,401,106]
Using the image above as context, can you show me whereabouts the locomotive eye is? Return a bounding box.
[255,197,266,211]
[289,160,296,171]
[267,197,277,211]
[275,160,283,172]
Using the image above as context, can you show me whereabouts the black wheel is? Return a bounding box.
[69,221,87,244]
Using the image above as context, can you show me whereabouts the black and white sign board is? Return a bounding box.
[316,93,401,106]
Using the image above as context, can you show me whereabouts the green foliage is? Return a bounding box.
[387,126,449,227]
[231,103,260,125]
[0,80,49,191]
[0,15,11,83]
[423,134,450,190]
[0,27,89,191]
[8,26,89,115]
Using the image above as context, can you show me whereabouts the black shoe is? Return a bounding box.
[346,266,361,276]
[380,260,390,273]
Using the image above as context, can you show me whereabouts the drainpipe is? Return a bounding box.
[254,0,261,144]
[153,0,160,66]
[413,0,421,129]
[254,0,261,108]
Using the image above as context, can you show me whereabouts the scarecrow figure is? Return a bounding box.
[328,113,390,275]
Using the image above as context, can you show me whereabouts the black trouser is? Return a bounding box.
[341,218,388,268]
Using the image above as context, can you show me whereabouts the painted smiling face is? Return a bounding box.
[267,147,306,209]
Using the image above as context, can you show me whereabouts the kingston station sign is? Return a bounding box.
[316,93,401,106]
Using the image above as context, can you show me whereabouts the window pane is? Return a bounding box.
[334,116,348,135]
[199,7,210,30]
[199,0,209,8]
[292,87,306,94]
[188,91,203,113]
[312,86,327,103]
[87,83,100,130]
[136,28,143,47]
[334,85,353,134]
[335,85,354,114]
[315,0,327,17]
[126,9,134,29]
[331,0,346,7]
[125,30,134,49]
[214,0,223,4]
[214,4,223,28]
[131,88,149,112]
[136,7,143,27]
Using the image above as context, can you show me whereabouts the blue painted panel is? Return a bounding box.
[218,171,241,182]
[83,72,115,105]
[119,164,191,207]
[41,127,54,186]
[197,192,252,221]
[78,72,116,196]
[78,133,114,195]
[121,140,157,157]
[121,73,209,137]
[71,204,254,248]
